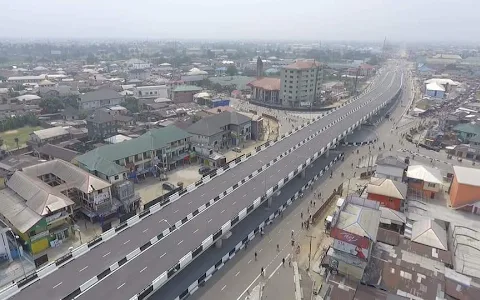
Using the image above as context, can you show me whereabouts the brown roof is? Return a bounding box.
[285,60,321,70]
[247,77,281,91]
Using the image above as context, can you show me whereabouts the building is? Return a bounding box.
[125,58,150,70]
[248,77,281,105]
[79,88,123,110]
[280,60,323,108]
[128,69,149,81]
[86,109,134,141]
[187,111,251,149]
[453,123,480,143]
[374,155,407,181]
[425,82,445,99]
[449,166,480,213]
[76,126,192,183]
[34,143,79,162]
[29,127,71,146]
[172,85,203,103]
[323,196,380,281]
[406,165,443,199]
[7,74,47,84]
[367,177,407,211]
[256,56,264,78]
[133,85,168,100]
[37,79,56,94]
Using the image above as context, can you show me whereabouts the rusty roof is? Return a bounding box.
[247,77,281,91]
[284,60,322,70]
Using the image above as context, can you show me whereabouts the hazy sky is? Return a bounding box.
[1,0,478,42]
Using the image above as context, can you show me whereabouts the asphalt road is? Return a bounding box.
[150,151,342,300]
[74,69,402,300]
[11,66,401,300]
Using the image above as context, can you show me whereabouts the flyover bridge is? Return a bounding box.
[3,64,403,300]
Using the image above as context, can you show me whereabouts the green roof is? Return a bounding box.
[453,123,480,135]
[76,126,191,176]
[173,85,203,92]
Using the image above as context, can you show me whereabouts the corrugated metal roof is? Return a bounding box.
[411,219,448,251]
[22,159,110,194]
[32,126,69,140]
[337,203,380,242]
[0,188,42,233]
[6,171,73,216]
[367,177,407,200]
[406,165,443,184]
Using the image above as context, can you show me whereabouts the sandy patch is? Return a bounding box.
[3,130,18,135]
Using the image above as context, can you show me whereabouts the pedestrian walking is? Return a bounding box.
[300,212,303,219]
[277,244,280,252]
[255,251,258,261]
[301,221,304,229]
[261,267,265,277]
[282,257,286,266]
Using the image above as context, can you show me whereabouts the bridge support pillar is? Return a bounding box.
[215,239,222,248]
[267,197,272,208]
[325,149,330,157]
[300,169,306,178]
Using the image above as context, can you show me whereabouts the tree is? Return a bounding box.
[63,95,79,109]
[121,97,139,113]
[226,65,238,76]
[40,97,64,113]
[86,53,97,65]
[14,137,19,149]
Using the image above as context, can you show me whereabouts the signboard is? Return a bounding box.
[330,227,370,249]
[300,101,312,107]
[333,239,368,259]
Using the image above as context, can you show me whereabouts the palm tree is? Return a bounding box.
[14,137,19,149]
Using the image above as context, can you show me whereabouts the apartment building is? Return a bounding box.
[280,60,323,108]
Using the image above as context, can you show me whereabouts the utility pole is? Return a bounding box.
[306,234,316,271]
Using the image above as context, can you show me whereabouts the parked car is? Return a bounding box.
[232,147,242,153]
[162,182,176,191]
[199,166,211,175]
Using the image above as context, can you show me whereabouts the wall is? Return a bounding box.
[375,164,404,181]
[173,91,194,103]
[449,176,480,208]
[367,193,402,211]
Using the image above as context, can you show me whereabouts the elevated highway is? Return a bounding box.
[3,64,403,300]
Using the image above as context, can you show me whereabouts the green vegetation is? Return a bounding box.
[0,125,43,149]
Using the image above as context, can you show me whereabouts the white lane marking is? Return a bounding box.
[79,266,88,273]
[208,218,212,223]
[53,282,63,289]
[193,229,199,234]
[235,271,241,277]
[221,285,227,291]
[252,187,256,190]
[143,228,149,233]
[178,240,183,246]
[259,248,263,253]
[117,283,126,290]
[242,194,247,198]
[222,181,226,184]
[103,252,111,258]
[232,201,236,205]
[188,201,192,205]
[221,209,225,214]
[200,193,205,197]
[160,252,166,259]
[123,240,130,245]
[268,257,288,280]
[174,209,179,213]
[140,266,148,273]
[248,259,252,264]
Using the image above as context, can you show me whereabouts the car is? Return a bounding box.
[232,147,242,153]
[162,182,176,191]
[199,166,211,175]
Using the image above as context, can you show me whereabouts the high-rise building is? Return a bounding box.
[280,60,323,108]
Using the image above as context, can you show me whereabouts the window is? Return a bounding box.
[427,182,436,188]
[114,175,119,180]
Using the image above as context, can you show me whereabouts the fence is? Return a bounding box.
[311,182,343,224]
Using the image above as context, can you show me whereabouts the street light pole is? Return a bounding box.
[160,219,172,228]
[10,231,26,280]
[306,234,316,271]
